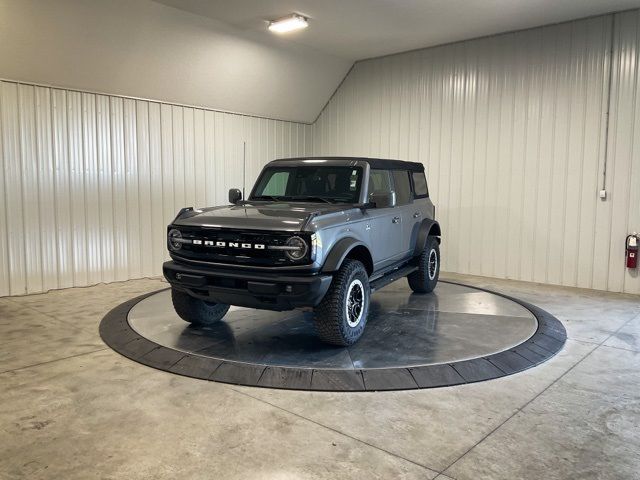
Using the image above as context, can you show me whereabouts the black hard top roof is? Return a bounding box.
[270,156,424,172]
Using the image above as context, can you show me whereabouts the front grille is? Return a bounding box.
[171,227,310,266]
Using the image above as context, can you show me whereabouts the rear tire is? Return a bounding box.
[408,235,440,293]
[314,259,370,346]
[171,288,230,326]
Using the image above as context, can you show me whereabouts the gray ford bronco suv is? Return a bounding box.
[163,157,441,346]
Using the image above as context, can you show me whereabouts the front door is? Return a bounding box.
[366,169,404,270]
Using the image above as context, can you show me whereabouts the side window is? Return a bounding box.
[261,171,289,196]
[392,170,412,205]
[368,169,393,196]
[412,171,429,197]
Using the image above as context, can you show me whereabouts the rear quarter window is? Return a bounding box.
[412,171,429,197]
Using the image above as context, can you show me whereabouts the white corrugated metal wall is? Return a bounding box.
[1,11,639,297]
[314,11,640,294]
[0,81,313,296]
[606,10,640,294]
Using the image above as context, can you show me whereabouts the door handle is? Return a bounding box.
[413,212,422,218]
[392,216,401,224]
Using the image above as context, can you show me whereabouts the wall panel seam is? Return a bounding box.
[16,85,28,294]
[0,84,10,294]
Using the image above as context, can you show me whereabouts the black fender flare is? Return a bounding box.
[414,219,441,256]
[321,237,369,273]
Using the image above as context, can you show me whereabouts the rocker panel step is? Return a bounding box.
[370,264,418,292]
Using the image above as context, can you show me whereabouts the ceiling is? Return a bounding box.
[155,0,640,60]
[0,0,352,123]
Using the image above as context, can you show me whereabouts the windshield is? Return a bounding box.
[250,166,363,203]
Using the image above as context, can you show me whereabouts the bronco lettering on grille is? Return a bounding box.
[192,239,266,250]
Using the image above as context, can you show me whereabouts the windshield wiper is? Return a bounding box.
[252,195,283,201]
[287,196,335,204]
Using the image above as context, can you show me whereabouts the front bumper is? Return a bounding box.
[162,261,332,311]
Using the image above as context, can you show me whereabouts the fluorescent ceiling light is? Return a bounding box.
[268,14,308,34]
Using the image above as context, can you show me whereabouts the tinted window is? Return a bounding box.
[412,171,428,197]
[252,166,363,203]
[368,169,393,196]
[392,170,412,205]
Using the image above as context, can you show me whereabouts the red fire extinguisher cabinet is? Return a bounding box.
[626,234,638,269]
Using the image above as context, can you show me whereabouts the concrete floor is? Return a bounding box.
[1,273,639,480]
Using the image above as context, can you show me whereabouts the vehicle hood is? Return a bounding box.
[172,202,348,232]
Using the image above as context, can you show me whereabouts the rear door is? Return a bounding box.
[391,169,420,259]
[366,169,404,270]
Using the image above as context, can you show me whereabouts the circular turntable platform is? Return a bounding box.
[100,281,566,391]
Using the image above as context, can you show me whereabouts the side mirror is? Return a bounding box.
[369,191,396,209]
[228,188,242,205]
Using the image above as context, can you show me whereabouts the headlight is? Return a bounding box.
[285,236,308,260]
[168,229,183,251]
[310,233,318,261]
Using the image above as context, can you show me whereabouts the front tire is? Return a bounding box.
[314,259,370,346]
[171,288,230,326]
[408,236,440,293]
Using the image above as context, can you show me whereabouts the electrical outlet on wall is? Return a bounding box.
[599,189,607,199]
